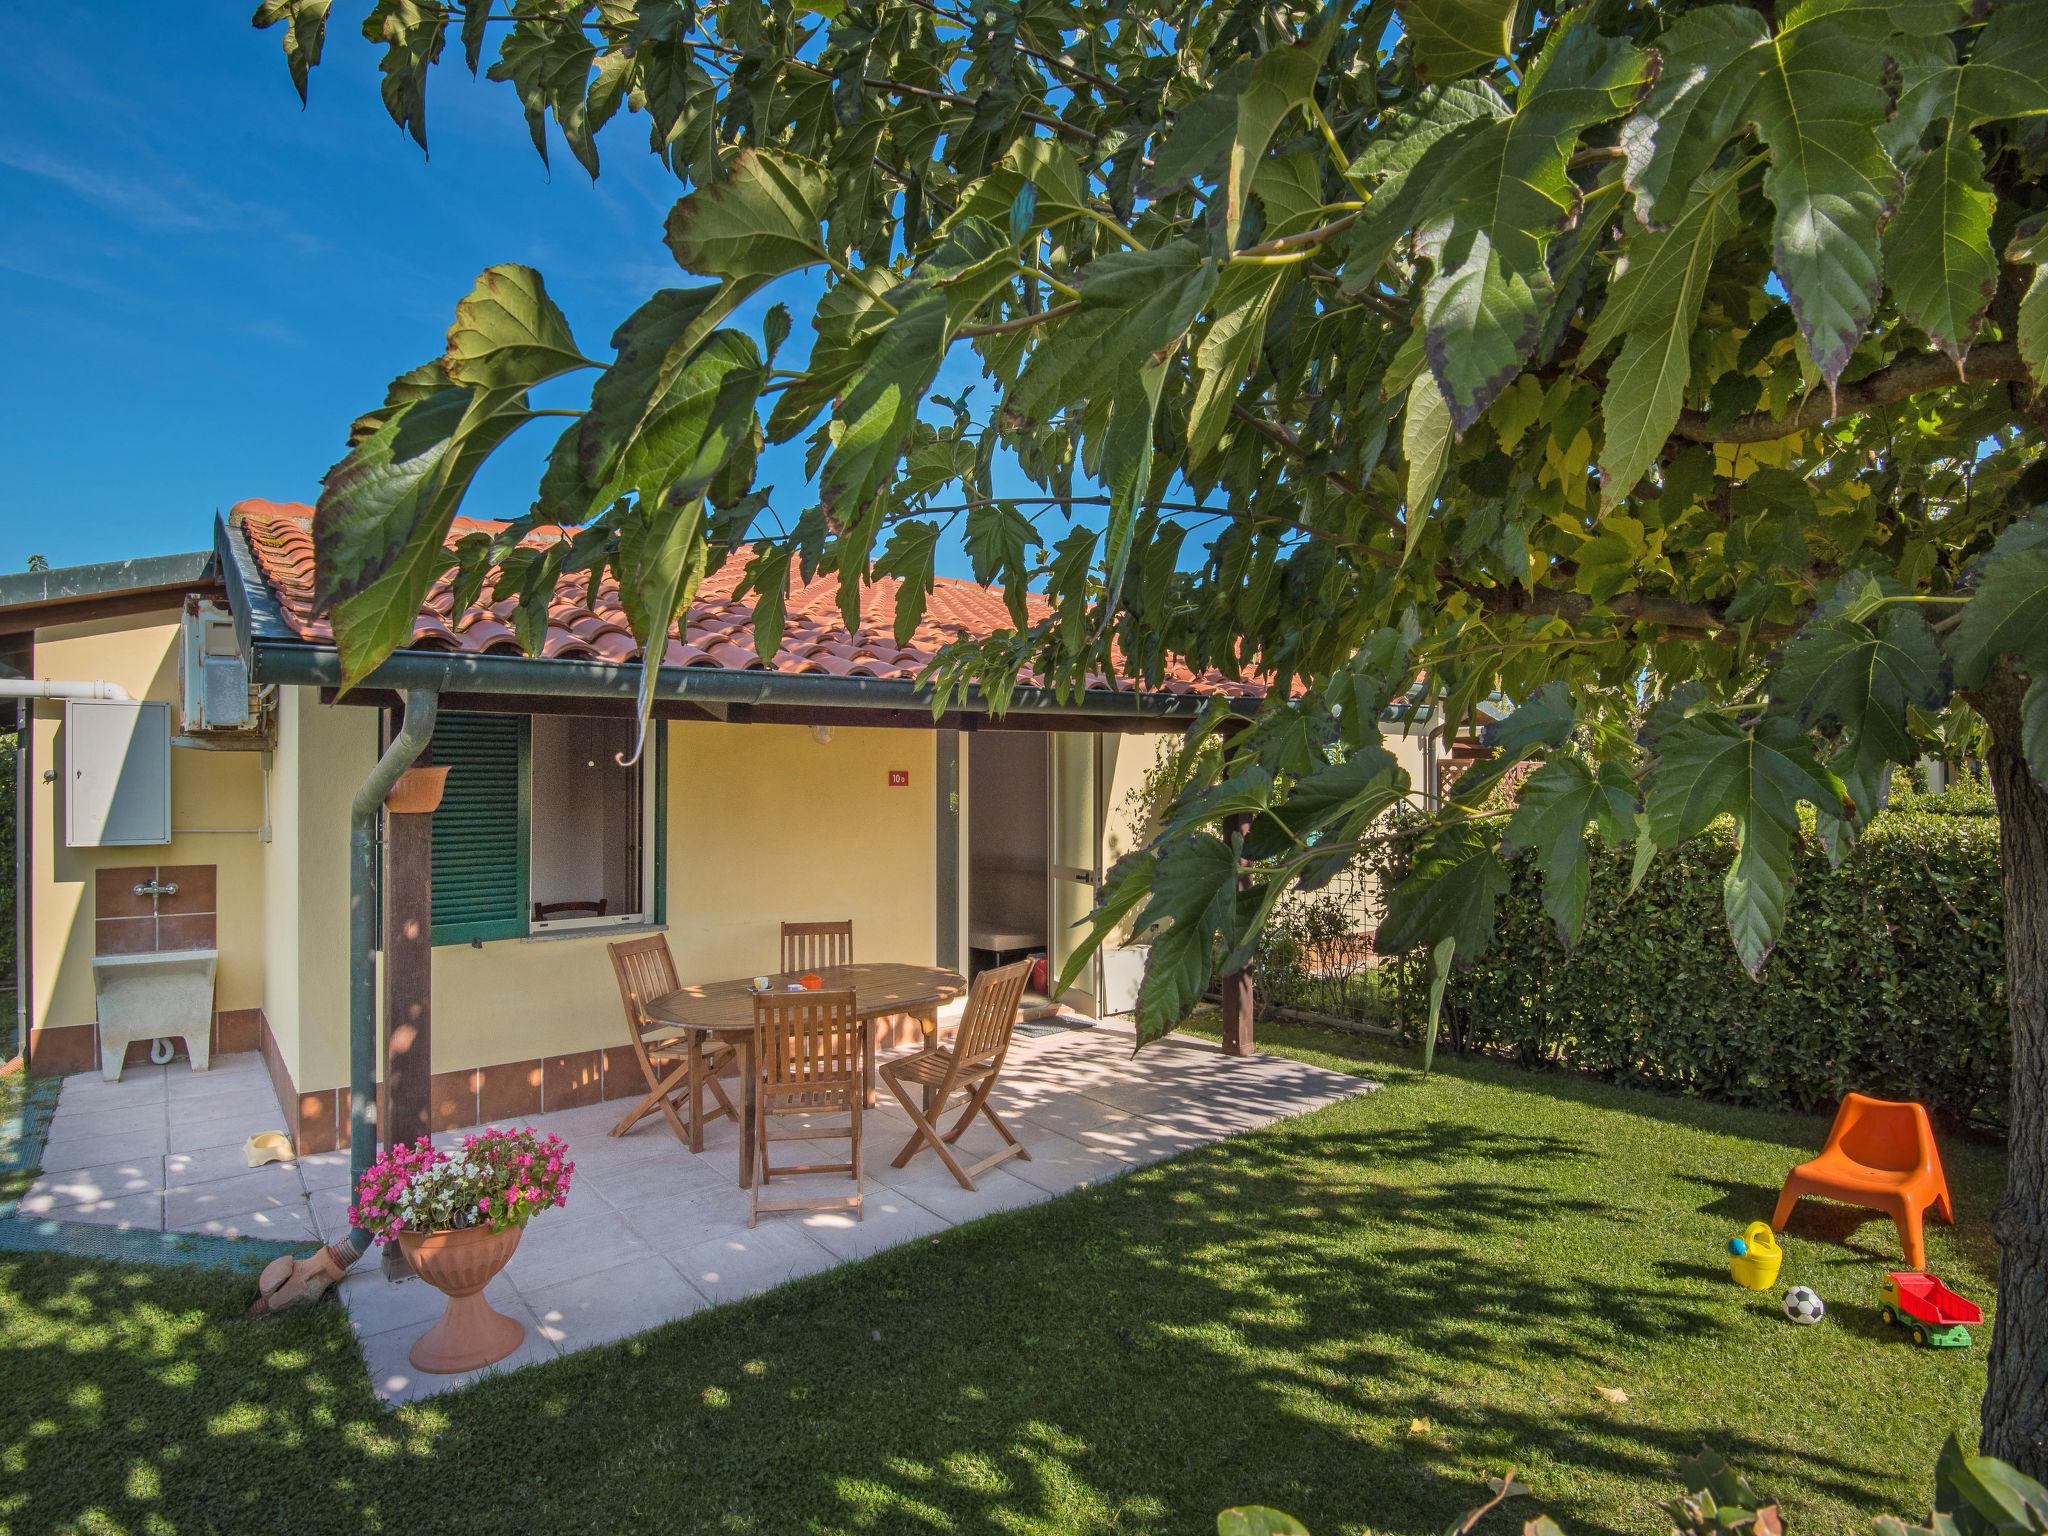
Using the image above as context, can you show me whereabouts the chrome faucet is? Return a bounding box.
[132,878,179,911]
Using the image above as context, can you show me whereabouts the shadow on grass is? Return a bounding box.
[0,1094,1955,1536]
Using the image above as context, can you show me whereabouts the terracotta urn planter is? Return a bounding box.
[395,1221,526,1373]
[384,765,449,816]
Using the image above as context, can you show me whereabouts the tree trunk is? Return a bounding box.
[1977,669,2048,1479]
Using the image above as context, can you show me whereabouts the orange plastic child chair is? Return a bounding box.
[1772,1093,1953,1270]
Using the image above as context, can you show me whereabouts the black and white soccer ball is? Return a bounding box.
[1782,1286,1826,1325]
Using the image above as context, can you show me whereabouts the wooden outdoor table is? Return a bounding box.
[644,963,966,1188]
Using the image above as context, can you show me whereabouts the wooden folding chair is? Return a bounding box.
[607,934,737,1152]
[780,920,854,973]
[879,958,1032,1191]
[750,988,866,1226]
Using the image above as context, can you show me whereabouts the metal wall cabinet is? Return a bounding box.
[64,699,172,847]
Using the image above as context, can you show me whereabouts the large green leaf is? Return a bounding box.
[1377,819,1511,959]
[361,0,445,152]
[1189,265,1291,465]
[1224,42,1327,248]
[443,264,590,393]
[1273,746,1403,841]
[821,287,949,518]
[963,501,1040,627]
[1885,128,1997,366]
[1217,1507,1309,1536]
[2023,267,2048,386]
[1394,0,1516,82]
[317,383,540,688]
[1131,833,1241,1043]
[1950,517,2048,786]
[766,267,899,444]
[613,494,708,760]
[1949,518,2048,688]
[547,286,740,518]
[874,519,941,646]
[1933,1431,2048,1536]
[1097,362,1167,620]
[1053,850,1160,1001]
[314,384,518,612]
[1423,935,1454,1072]
[605,330,766,512]
[1622,6,1890,391]
[1450,681,1578,805]
[253,0,332,102]
[664,148,831,281]
[1645,713,1847,975]
[1883,6,2048,362]
[1771,611,1950,781]
[1401,372,1452,539]
[1499,757,1639,944]
[487,17,602,176]
[1584,166,1742,507]
[1008,243,1218,427]
[1413,16,1649,431]
[1339,84,1506,286]
[738,542,794,663]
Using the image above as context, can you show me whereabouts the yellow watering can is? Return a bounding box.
[1727,1221,1783,1290]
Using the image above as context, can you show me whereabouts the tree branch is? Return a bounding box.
[1673,342,2031,445]
[1232,209,1361,261]
[859,76,1100,144]
[1467,583,1801,640]
[955,299,1081,338]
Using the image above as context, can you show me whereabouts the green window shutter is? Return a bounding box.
[429,712,530,945]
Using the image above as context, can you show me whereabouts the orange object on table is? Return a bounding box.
[798,973,824,990]
[1772,1092,1953,1271]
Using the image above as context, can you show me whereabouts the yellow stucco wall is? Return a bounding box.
[27,613,269,1037]
[257,686,303,1071]
[258,685,374,1087]
[280,708,939,1093]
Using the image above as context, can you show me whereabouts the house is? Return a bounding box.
[2,501,1449,1154]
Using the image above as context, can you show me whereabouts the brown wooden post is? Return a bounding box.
[1219,808,1255,1057]
[381,765,443,1279]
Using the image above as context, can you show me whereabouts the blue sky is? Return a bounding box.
[0,15,1035,580]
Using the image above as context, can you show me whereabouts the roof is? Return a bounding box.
[0,550,218,636]
[230,500,1262,700]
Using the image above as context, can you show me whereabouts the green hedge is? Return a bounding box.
[1391,807,2010,1126]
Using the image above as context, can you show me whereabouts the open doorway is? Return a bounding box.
[967,733,1104,1017]
[967,734,1052,1011]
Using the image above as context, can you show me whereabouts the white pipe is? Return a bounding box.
[0,678,131,701]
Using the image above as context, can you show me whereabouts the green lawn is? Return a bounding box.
[0,1022,2003,1536]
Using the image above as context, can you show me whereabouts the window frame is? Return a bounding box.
[526,719,663,936]
[425,712,667,948]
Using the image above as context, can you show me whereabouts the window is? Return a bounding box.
[426,712,662,945]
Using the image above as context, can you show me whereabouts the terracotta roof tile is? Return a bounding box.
[230,501,1265,699]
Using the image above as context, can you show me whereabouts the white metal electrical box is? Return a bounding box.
[65,698,172,847]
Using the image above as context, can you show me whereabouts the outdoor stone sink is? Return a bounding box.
[91,948,218,1081]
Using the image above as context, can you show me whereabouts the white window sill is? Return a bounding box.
[498,921,667,946]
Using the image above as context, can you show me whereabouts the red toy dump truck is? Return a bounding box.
[1879,1272,1982,1348]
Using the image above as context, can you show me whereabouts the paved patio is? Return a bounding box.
[24,1022,1372,1405]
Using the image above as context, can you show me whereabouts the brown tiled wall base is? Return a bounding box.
[29,1008,265,1078]
[268,1034,677,1155]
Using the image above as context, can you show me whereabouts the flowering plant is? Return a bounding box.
[349,1127,572,1243]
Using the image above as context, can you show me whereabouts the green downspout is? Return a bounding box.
[342,688,438,1255]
